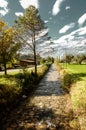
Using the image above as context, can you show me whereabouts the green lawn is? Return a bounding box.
[65,64,86,73]
[61,64,86,80]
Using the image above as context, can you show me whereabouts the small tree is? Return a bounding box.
[74,54,85,64]
[15,5,48,75]
[0,19,22,75]
[66,54,73,64]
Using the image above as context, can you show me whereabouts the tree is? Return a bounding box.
[73,54,85,64]
[66,54,73,64]
[0,19,22,75]
[15,5,48,75]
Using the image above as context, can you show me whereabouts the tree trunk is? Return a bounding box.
[33,32,37,76]
[34,46,37,75]
[3,61,7,75]
[3,55,7,75]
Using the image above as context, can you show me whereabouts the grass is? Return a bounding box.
[63,64,86,74]
[60,63,86,129]
[0,63,51,106]
[60,64,86,108]
[60,64,86,85]
[0,63,51,127]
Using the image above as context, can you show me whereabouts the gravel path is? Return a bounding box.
[2,64,80,130]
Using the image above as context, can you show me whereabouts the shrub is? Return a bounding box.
[0,84,21,105]
[62,73,73,92]
[15,63,51,93]
[0,63,51,109]
[62,72,80,92]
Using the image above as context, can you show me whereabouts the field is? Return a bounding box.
[64,64,86,74]
[61,64,86,129]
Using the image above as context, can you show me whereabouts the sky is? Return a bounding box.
[0,0,86,57]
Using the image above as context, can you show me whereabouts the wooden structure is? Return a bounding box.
[20,59,35,66]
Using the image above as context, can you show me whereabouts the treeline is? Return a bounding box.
[60,54,86,64]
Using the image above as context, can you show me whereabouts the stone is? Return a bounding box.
[22,95,27,98]
[36,124,47,130]
[24,123,36,129]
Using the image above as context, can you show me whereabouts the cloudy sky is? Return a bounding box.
[0,0,86,57]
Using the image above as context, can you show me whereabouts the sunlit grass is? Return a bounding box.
[71,81,86,109]
[0,64,50,105]
[60,63,86,128]
[60,64,86,108]
[61,63,86,73]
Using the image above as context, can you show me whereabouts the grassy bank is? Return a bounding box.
[0,63,51,114]
[59,63,86,129]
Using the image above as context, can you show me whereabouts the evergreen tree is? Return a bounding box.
[15,5,48,75]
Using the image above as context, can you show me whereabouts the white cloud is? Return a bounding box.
[51,27,86,57]
[70,26,86,36]
[44,20,48,23]
[65,6,70,10]
[41,27,86,56]
[0,8,8,16]
[19,0,39,9]
[54,26,86,44]
[59,23,75,33]
[15,12,23,17]
[0,0,9,16]
[52,0,65,16]
[78,26,86,35]
[78,13,86,25]
[0,0,8,8]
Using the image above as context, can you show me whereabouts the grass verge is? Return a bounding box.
[59,63,86,129]
[0,63,51,120]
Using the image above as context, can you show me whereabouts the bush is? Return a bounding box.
[62,73,73,92]
[62,73,80,92]
[15,63,51,93]
[0,63,51,109]
[0,84,21,105]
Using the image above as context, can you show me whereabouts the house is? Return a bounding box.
[20,59,35,66]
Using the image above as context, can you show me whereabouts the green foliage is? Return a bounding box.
[60,64,86,92]
[0,18,22,75]
[0,79,21,105]
[40,58,46,64]
[73,54,85,64]
[16,63,50,93]
[66,54,74,64]
[16,71,37,93]
[46,56,53,63]
[62,73,73,91]
[15,5,48,75]
[62,73,80,92]
[0,64,51,107]
[40,57,53,64]
[61,54,86,64]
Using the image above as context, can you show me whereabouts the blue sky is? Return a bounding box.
[0,0,86,57]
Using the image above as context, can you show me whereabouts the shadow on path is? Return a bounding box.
[1,64,80,130]
[2,103,75,130]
